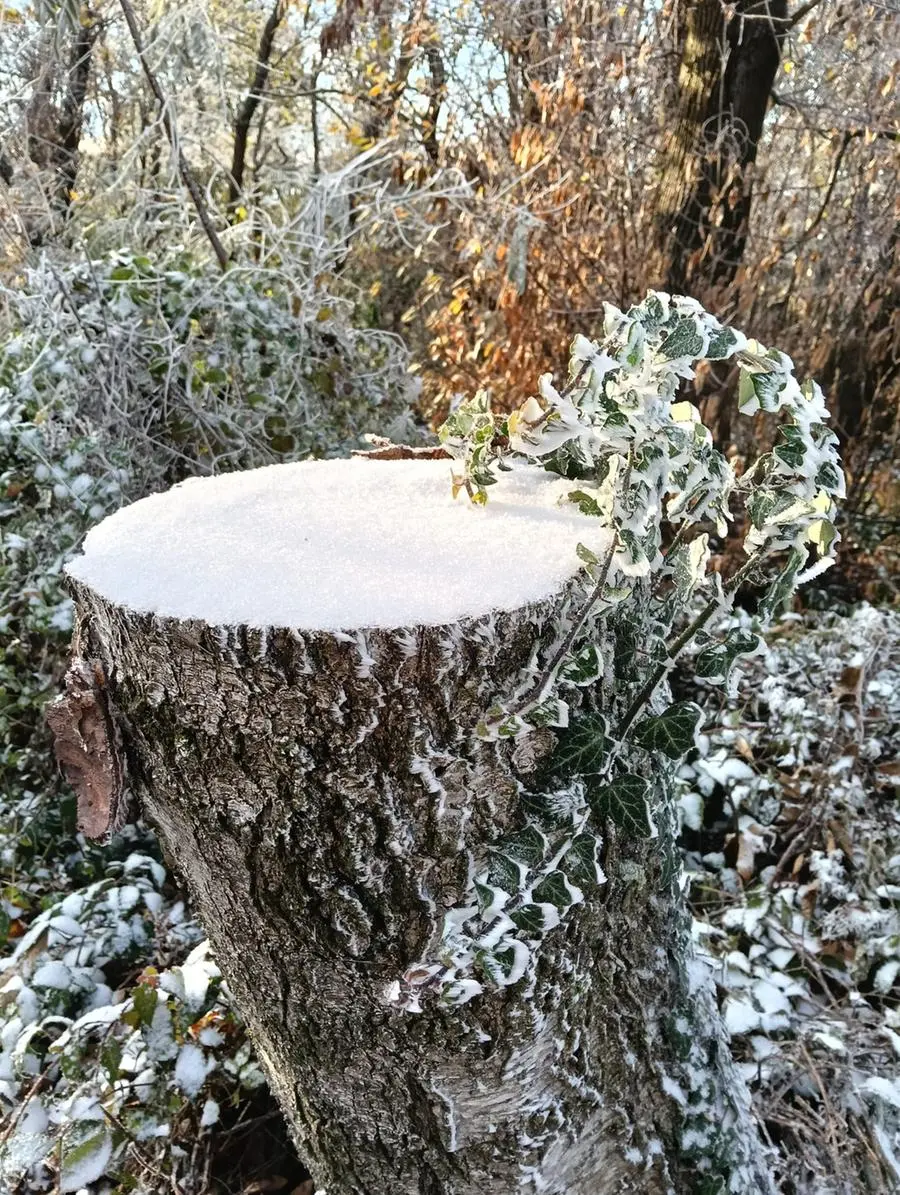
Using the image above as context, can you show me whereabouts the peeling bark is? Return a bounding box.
[45,656,128,840]
[62,568,774,1194]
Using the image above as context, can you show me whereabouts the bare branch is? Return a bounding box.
[117,0,230,270]
[228,0,288,216]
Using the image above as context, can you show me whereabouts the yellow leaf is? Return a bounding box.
[783,60,794,74]
[369,280,382,297]
[671,401,700,423]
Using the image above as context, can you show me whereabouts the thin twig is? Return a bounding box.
[117,0,229,270]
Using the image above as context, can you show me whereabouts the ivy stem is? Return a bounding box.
[504,456,633,722]
[506,532,619,719]
[617,555,762,740]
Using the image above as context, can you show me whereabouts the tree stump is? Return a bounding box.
[56,459,773,1194]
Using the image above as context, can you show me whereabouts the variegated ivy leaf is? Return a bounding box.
[670,535,711,602]
[773,424,808,469]
[694,629,761,686]
[737,363,787,415]
[658,316,705,361]
[632,701,704,760]
[558,643,604,687]
[758,545,807,622]
[587,774,653,838]
[706,325,744,360]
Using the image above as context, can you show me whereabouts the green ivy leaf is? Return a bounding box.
[552,713,609,780]
[562,833,605,889]
[474,881,508,917]
[694,629,761,685]
[487,852,523,893]
[532,869,579,909]
[479,941,528,985]
[632,701,703,759]
[587,774,653,837]
[502,825,549,868]
[510,904,547,935]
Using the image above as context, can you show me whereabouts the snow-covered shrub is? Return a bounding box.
[1,248,417,489]
[0,851,266,1192]
[678,605,900,1193]
[0,245,417,862]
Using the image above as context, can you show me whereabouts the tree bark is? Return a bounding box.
[61,490,774,1193]
[227,0,287,218]
[657,0,787,296]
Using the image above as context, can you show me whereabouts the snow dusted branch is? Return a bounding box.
[117,0,230,270]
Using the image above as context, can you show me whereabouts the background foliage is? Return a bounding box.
[0,0,897,1190]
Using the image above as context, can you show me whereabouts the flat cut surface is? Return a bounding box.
[67,459,601,630]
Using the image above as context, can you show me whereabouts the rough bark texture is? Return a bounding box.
[657,0,787,296]
[66,573,773,1195]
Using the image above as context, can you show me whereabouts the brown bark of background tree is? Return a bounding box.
[655,0,786,447]
[227,0,287,220]
[657,0,787,296]
[19,7,100,244]
[58,464,775,1195]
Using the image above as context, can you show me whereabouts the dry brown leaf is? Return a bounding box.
[734,734,754,763]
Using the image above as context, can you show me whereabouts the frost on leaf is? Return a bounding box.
[59,1125,113,1193]
[587,774,653,838]
[632,702,704,760]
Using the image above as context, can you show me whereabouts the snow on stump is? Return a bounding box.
[56,459,772,1195]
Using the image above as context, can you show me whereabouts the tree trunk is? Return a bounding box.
[657,0,787,296]
[227,0,287,218]
[58,461,774,1195]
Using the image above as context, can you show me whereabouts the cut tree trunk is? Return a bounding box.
[56,460,774,1194]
